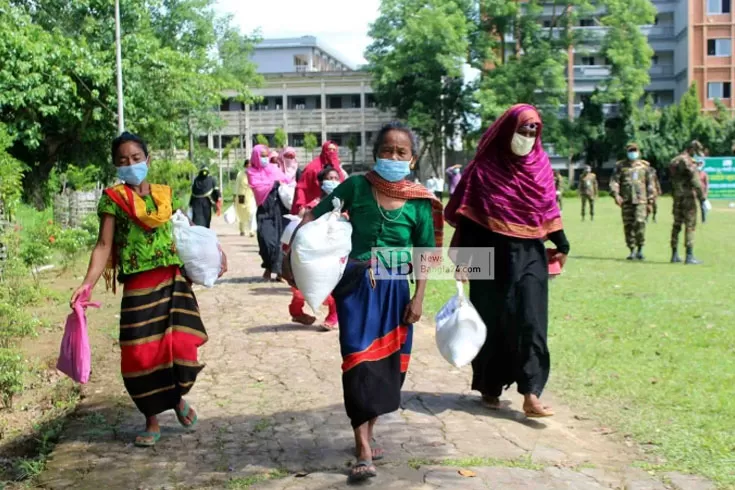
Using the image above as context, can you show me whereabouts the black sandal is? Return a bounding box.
[348,460,377,483]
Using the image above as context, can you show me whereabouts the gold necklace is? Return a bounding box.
[373,189,406,223]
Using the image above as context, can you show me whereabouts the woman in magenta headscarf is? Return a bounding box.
[277,147,300,184]
[445,104,570,418]
[248,144,289,281]
[291,140,344,214]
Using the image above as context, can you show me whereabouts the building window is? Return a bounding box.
[366,94,377,108]
[579,18,595,27]
[707,39,731,56]
[291,97,306,110]
[651,55,659,65]
[707,81,732,99]
[708,0,731,13]
[328,96,343,109]
[350,95,361,108]
[581,56,595,66]
[542,20,552,28]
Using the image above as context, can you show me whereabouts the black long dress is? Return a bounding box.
[456,216,568,398]
[190,173,220,228]
[256,183,288,275]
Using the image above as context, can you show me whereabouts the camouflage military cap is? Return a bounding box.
[688,140,704,154]
[626,142,639,151]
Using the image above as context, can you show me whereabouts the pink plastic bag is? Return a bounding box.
[57,284,99,384]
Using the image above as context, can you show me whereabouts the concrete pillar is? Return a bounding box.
[360,82,367,168]
[282,83,288,138]
[245,104,252,157]
[321,80,327,144]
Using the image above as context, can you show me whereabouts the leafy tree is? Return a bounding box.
[274,128,287,149]
[256,134,269,146]
[346,135,358,174]
[366,0,473,170]
[303,133,318,160]
[474,0,595,156]
[0,0,259,208]
[147,158,198,203]
[0,124,26,221]
[595,0,656,110]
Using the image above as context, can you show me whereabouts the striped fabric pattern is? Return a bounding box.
[120,266,208,417]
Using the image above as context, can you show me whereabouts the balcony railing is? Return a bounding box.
[208,108,394,135]
[643,25,675,39]
[649,64,674,77]
[572,65,612,79]
[570,64,674,80]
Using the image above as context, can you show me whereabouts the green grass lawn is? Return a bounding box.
[423,196,735,488]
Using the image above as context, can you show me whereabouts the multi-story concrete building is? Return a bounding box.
[536,0,735,116]
[201,36,392,170]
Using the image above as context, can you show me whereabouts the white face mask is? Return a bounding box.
[510,133,536,157]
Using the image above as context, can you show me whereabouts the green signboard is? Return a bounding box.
[702,157,735,199]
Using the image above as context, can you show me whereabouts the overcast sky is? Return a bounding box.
[214,0,381,67]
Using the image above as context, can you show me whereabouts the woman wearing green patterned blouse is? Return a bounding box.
[70,132,227,447]
[289,122,444,482]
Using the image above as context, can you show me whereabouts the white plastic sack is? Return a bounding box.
[278,182,296,210]
[435,281,487,368]
[223,204,237,224]
[703,199,712,211]
[171,211,222,288]
[291,198,352,312]
[186,207,193,221]
[280,215,302,246]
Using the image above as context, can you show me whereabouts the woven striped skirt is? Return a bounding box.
[333,264,412,429]
[119,266,208,417]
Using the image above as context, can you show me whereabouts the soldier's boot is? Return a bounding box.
[635,247,645,260]
[626,248,636,260]
[685,247,702,265]
[671,248,682,263]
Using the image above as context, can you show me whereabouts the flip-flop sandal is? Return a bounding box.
[134,431,161,448]
[348,460,377,483]
[354,447,384,461]
[175,401,199,430]
[524,407,554,418]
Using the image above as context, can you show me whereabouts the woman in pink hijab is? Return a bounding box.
[277,147,300,184]
[445,104,570,418]
[248,144,289,281]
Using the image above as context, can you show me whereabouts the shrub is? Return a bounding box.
[54,227,94,268]
[0,348,25,408]
[562,189,579,198]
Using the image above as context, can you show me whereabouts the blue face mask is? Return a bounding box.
[321,180,339,194]
[117,160,148,186]
[627,151,639,161]
[374,158,411,182]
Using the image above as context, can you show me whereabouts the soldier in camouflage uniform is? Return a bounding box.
[609,143,655,260]
[669,140,707,264]
[554,170,564,211]
[646,169,662,223]
[579,165,598,221]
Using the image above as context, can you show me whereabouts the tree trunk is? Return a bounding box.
[24,158,56,210]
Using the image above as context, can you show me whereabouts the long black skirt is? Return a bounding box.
[256,184,287,275]
[459,217,550,398]
[190,196,213,228]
